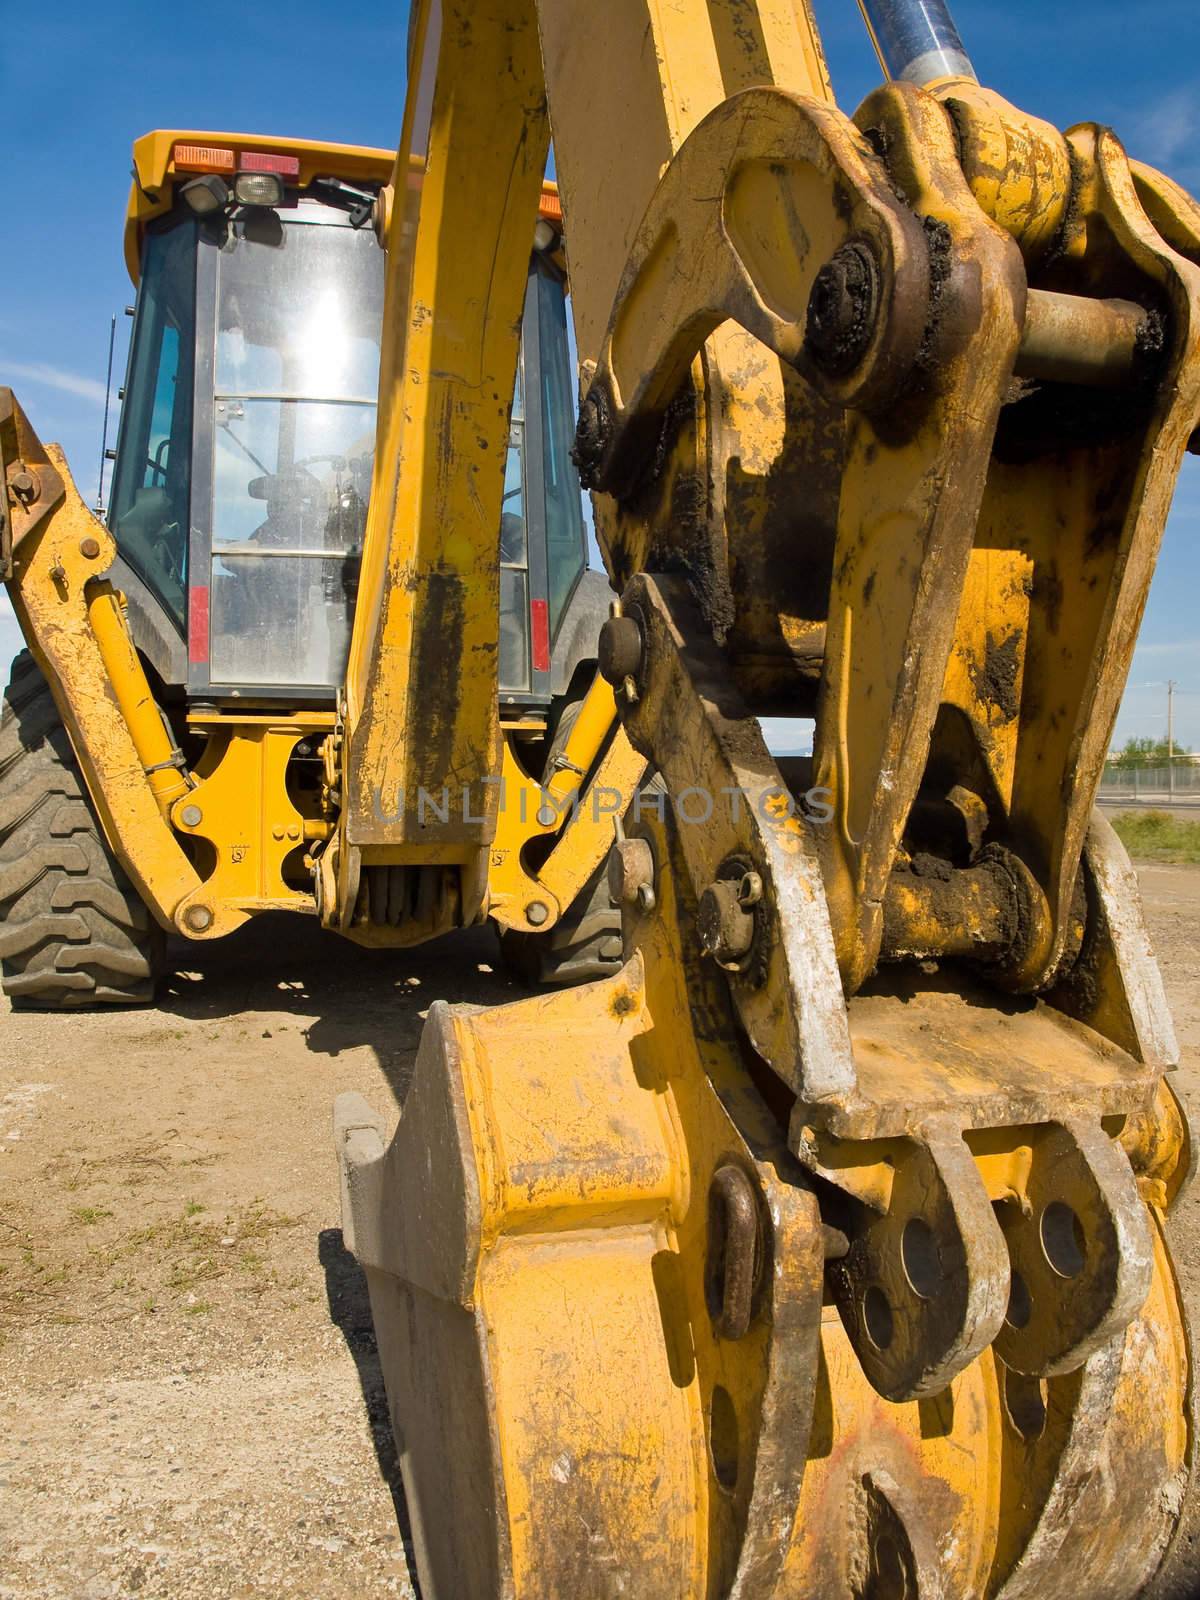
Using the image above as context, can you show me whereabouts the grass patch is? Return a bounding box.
[1110,810,1200,864]
[1,1197,303,1326]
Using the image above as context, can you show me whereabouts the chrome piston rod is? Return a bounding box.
[856,0,977,86]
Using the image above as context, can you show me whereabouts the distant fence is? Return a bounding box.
[1099,757,1200,807]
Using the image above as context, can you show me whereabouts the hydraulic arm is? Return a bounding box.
[338,0,1200,1596]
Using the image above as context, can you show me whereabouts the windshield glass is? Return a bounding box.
[536,268,587,634]
[109,218,197,629]
[207,212,384,688]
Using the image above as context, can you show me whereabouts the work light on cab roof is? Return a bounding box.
[175,142,374,221]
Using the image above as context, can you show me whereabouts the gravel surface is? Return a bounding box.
[0,918,526,1599]
[1,867,1198,1598]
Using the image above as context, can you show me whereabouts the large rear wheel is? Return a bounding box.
[0,652,164,1009]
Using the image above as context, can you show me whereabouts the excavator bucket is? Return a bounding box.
[336,812,1194,1597]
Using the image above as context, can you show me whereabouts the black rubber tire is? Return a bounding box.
[0,652,164,1009]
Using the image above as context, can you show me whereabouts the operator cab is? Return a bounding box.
[109,135,590,707]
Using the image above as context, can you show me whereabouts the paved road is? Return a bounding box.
[1099,797,1200,823]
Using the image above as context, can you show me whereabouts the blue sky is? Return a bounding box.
[3,0,1199,746]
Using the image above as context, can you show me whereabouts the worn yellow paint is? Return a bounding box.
[401,825,799,1595]
[939,547,1033,814]
[2,426,199,930]
[87,583,189,817]
[170,717,332,937]
[488,679,648,934]
[935,85,1073,265]
[355,803,1192,1593]
[339,0,549,887]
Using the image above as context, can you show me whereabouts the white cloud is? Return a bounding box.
[1131,638,1200,658]
[1,359,106,406]
[1126,86,1200,175]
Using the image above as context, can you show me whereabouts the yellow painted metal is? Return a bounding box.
[169,718,328,936]
[938,546,1033,814]
[87,583,189,817]
[932,122,1200,990]
[343,806,1192,1595]
[539,0,833,366]
[332,0,1200,1588]
[1,396,200,930]
[488,707,647,933]
[1132,160,1200,263]
[540,0,838,661]
[486,739,565,926]
[338,820,823,1596]
[6,102,597,955]
[536,724,647,914]
[542,670,616,810]
[2,394,337,944]
[932,85,1073,265]
[800,81,1024,991]
[338,0,549,903]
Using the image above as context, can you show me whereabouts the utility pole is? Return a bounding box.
[1168,679,1176,800]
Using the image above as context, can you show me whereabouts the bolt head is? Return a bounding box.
[79,536,101,560]
[180,804,203,829]
[572,386,610,489]
[698,878,756,968]
[8,467,38,505]
[609,836,655,907]
[183,904,213,933]
[804,242,879,378]
[526,900,550,927]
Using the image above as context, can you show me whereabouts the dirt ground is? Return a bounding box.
[2,865,1199,1599]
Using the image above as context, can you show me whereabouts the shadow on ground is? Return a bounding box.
[319,1227,424,1594]
[155,912,528,1100]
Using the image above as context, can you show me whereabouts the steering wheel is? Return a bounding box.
[145,437,171,486]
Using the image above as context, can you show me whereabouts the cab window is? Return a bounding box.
[109,218,197,631]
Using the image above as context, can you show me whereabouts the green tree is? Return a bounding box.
[1110,735,1192,767]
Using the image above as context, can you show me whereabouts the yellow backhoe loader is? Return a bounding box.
[0,134,643,1004]
[314,0,1200,1596]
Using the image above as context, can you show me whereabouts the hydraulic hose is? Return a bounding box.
[855,0,977,86]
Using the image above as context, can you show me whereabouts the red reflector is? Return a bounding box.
[174,144,236,174]
[530,598,551,674]
[188,586,210,666]
[239,149,301,177]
